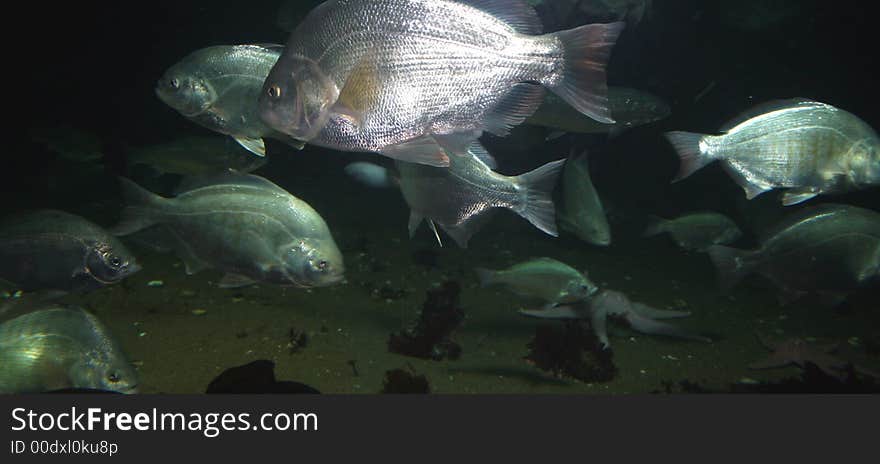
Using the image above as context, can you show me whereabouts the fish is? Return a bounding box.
[29,126,104,163]
[126,136,268,176]
[397,143,565,248]
[526,87,671,136]
[156,44,304,157]
[644,211,742,251]
[344,162,396,189]
[557,153,611,245]
[519,289,709,349]
[0,210,141,292]
[0,304,138,394]
[259,0,624,167]
[111,173,344,288]
[476,257,598,307]
[707,204,880,305]
[666,99,880,206]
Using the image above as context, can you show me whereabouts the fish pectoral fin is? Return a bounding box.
[334,58,381,125]
[780,188,819,206]
[379,136,450,167]
[233,136,267,157]
[217,273,257,289]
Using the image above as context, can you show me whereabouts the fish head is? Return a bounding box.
[259,54,339,142]
[582,216,612,246]
[155,65,216,117]
[277,238,345,288]
[72,346,140,394]
[86,240,141,285]
[563,276,600,302]
[847,137,880,187]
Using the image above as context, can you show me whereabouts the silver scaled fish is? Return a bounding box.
[0,304,138,393]
[397,143,565,248]
[260,0,624,166]
[666,99,879,206]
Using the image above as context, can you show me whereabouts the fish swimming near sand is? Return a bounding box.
[644,211,742,251]
[0,210,140,293]
[112,173,344,289]
[0,303,139,394]
[557,153,611,246]
[476,257,599,307]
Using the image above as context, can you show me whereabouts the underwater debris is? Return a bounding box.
[525,322,617,383]
[388,281,464,361]
[205,360,320,394]
[287,327,309,354]
[381,368,431,394]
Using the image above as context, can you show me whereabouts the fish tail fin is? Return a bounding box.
[664,131,713,182]
[111,177,167,236]
[514,158,566,237]
[545,22,625,124]
[642,215,668,237]
[706,245,752,292]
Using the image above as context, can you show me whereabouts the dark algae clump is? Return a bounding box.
[388,281,464,361]
[525,322,617,383]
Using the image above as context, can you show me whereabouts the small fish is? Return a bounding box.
[112,173,344,289]
[520,289,709,349]
[558,153,611,246]
[476,257,598,307]
[259,0,624,166]
[0,210,141,292]
[527,87,670,136]
[126,136,267,176]
[344,162,396,189]
[0,304,138,394]
[397,143,564,248]
[644,212,742,251]
[707,204,880,305]
[156,44,303,157]
[666,99,880,206]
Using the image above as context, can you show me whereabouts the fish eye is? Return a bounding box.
[170,78,180,90]
[108,255,122,268]
[267,85,282,99]
[107,371,120,383]
[317,260,328,271]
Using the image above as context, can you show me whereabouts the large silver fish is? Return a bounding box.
[112,173,344,288]
[0,304,138,393]
[397,143,565,248]
[666,99,880,206]
[557,153,611,245]
[644,211,742,251]
[707,204,880,304]
[156,44,302,157]
[526,87,670,135]
[476,257,599,307]
[0,210,141,292]
[260,0,624,167]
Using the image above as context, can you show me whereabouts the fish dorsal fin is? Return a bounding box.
[175,171,286,195]
[333,58,382,127]
[467,142,498,170]
[457,0,543,34]
[720,98,823,132]
[253,43,285,51]
[484,83,546,137]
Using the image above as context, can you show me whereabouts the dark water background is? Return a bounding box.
[5,1,879,393]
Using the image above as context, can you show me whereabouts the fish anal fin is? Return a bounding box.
[484,84,546,137]
[380,136,450,167]
[781,188,819,206]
